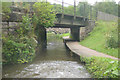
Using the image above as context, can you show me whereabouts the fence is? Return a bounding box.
[97,11,118,21]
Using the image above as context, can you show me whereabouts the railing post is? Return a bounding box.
[96,8,98,21]
[62,0,64,18]
[74,0,76,19]
[95,2,98,21]
[83,3,86,21]
[90,6,92,20]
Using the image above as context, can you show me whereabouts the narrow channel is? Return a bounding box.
[3,33,91,78]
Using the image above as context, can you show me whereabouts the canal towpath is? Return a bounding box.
[65,41,119,60]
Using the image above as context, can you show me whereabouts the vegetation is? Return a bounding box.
[2,2,12,13]
[80,56,119,78]
[76,2,91,17]
[57,33,70,39]
[53,3,62,13]
[80,21,118,58]
[33,2,56,28]
[2,2,12,20]
[47,32,70,39]
[94,1,118,16]
[2,2,119,79]
[2,15,37,64]
[53,1,118,20]
[32,2,56,47]
[2,1,56,64]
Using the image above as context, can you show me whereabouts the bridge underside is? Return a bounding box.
[54,23,85,28]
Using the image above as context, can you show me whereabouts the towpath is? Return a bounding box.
[66,41,119,60]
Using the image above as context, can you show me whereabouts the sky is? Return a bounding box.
[2,0,120,5]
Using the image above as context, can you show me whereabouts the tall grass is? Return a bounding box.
[80,21,118,58]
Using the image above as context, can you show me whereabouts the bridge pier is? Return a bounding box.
[70,27,80,41]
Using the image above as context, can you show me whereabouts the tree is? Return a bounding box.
[53,3,62,13]
[64,6,74,15]
[33,1,56,50]
[76,2,91,17]
[94,1,118,16]
[33,2,56,27]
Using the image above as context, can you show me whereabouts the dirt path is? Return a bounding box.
[66,42,119,60]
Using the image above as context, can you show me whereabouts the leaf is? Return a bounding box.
[112,70,119,75]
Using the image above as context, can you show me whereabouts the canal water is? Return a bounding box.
[2,33,91,78]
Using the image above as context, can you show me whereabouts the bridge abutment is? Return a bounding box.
[37,26,47,51]
[70,27,80,41]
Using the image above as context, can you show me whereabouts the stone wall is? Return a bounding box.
[2,22,21,36]
[80,20,95,41]
[46,28,70,34]
[2,6,27,36]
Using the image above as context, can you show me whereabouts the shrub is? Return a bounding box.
[80,56,119,78]
[105,28,118,48]
[2,38,35,64]
[2,15,37,64]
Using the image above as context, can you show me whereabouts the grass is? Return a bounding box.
[47,32,70,39]
[57,33,70,38]
[80,21,118,58]
[80,56,119,78]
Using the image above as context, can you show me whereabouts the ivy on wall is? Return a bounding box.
[2,15,37,64]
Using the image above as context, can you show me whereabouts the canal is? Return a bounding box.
[2,33,91,78]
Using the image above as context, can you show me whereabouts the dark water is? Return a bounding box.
[2,33,91,78]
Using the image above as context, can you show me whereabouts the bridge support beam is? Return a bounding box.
[70,27,80,41]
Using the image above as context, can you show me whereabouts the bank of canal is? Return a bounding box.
[2,33,91,78]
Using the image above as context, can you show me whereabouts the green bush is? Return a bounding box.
[2,15,37,64]
[80,56,119,78]
[2,38,35,64]
[105,28,118,48]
